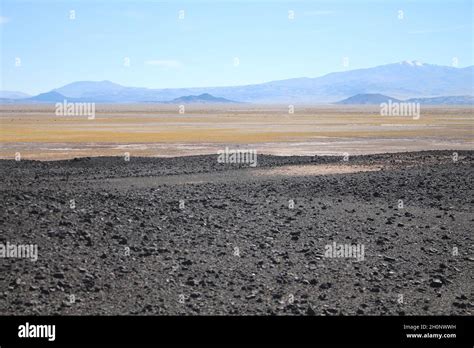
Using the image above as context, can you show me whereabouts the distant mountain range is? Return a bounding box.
[1,61,473,104]
[336,93,474,105]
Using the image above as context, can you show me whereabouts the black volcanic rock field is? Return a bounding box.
[0,151,472,315]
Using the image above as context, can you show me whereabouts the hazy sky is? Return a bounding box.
[1,0,472,94]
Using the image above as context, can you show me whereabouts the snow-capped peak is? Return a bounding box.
[400,60,424,67]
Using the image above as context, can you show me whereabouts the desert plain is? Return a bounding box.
[0,104,472,315]
[0,104,472,159]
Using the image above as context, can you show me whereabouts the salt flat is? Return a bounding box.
[0,104,472,160]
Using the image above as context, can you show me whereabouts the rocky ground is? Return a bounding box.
[0,150,472,315]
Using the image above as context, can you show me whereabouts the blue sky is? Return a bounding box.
[1,0,472,94]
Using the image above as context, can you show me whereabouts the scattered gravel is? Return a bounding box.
[0,150,472,315]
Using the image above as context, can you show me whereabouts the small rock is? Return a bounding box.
[53,272,65,279]
[319,282,332,290]
[430,279,443,288]
[190,292,201,299]
[306,306,316,316]
[324,308,338,315]
[453,302,466,309]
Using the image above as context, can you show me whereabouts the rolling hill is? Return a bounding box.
[336,94,401,105]
[167,93,239,104]
[337,94,474,105]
